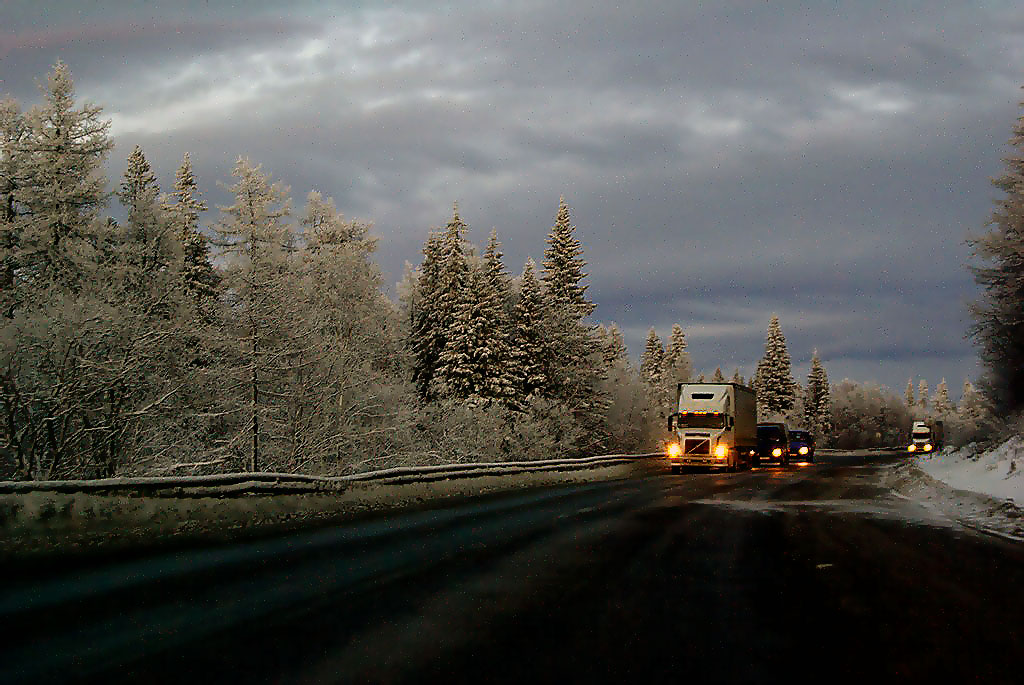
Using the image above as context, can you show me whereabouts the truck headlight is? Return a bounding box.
[907,444,916,452]
[667,443,681,458]
[799,446,808,455]
[923,444,932,452]
[714,444,728,458]
[772,447,782,458]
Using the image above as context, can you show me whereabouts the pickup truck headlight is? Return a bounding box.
[798,446,809,455]
[772,447,782,458]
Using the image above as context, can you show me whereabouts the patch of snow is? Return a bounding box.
[917,437,1023,504]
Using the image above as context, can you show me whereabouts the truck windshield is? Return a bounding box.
[913,430,931,438]
[678,412,726,429]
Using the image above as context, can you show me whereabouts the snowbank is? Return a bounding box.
[917,437,1023,504]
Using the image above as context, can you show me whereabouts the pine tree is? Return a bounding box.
[732,369,745,385]
[805,352,833,443]
[932,378,953,417]
[754,315,796,418]
[695,373,705,383]
[411,230,445,400]
[602,323,629,369]
[969,95,1024,414]
[660,324,692,410]
[711,367,725,383]
[430,204,472,399]
[542,196,594,316]
[640,328,664,387]
[437,230,520,406]
[512,257,549,399]
[917,379,929,413]
[117,146,176,286]
[905,379,915,408]
[959,379,988,428]
[165,153,218,301]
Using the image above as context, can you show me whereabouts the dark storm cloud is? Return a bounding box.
[3,0,1022,395]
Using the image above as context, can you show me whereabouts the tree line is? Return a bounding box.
[5,62,1006,480]
[1,63,673,479]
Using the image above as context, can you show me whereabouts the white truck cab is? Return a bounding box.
[665,383,757,473]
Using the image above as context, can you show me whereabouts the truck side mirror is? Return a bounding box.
[668,413,679,431]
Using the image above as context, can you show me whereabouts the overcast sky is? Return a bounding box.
[3,1,1023,397]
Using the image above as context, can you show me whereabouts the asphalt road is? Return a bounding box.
[3,452,1022,684]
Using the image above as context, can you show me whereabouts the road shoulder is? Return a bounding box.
[884,460,1023,541]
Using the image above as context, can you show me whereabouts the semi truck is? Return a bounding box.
[907,419,944,454]
[665,383,758,473]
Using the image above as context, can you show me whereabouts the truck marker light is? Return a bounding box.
[714,444,728,458]
[772,447,782,458]
[907,444,916,452]
[667,443,682,457]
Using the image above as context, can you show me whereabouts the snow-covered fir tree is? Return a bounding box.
[695,373,705,383]
[659,323,692,411]
[538,197,607,452]
[959,379,988,428]
[542,196,594,316]
[512,257,549,400]
[805,352,833,443]
[917,379,929,413]
[411,230,445,400]
[932,378,953,417]
[905,379,915,408]
[601,323,629,369]
[732,369,745,385]
[754,315,797,418]
[165,152,218,301]
[711,367,725,383]
[437,230,520,407]
[970,97,1024,414]
[640,328,664,387]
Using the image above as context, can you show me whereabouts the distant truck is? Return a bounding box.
[665,383,758,473]
[907,419,944,453]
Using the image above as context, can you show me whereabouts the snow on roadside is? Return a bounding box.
[917,437,1023,504]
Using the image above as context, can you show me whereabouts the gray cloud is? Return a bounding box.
[3,0,1022,396]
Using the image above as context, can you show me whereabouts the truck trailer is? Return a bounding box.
[665,383,758,472]
[907,419,944,454]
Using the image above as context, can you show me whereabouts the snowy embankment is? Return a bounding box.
[917,437,1022,504]
[887,437,1024,541]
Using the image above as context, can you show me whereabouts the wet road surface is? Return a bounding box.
[3,452,1021,683]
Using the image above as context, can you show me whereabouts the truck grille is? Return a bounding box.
[684,438,710,455]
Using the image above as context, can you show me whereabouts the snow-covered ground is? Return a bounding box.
[917,437,1022,504]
